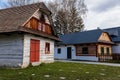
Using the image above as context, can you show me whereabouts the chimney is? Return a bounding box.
[97,27,100,29]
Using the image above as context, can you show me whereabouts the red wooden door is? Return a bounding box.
[30,39,40,62]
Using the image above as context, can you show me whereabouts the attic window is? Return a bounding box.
[38,23,42,30]
[38,22,46,32]
[40,13,45,22]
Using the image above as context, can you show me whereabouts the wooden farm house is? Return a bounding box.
[0,3,59,68]
[55,29,114,61]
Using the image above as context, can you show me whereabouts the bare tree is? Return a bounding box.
[47,0,87,35]
[6,0,87,35]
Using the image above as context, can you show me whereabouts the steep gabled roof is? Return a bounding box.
[0,3,50,32]
[0,3,59,41]
[58,29,103,45]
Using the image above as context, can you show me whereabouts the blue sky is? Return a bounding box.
[0,0,6,9]
[0,0,120,30]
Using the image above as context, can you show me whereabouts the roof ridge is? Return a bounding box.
[0,2,44,11]
[59,28,104,45]
[103,26,120,30]
[61,29,103,36]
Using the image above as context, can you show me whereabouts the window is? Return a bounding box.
[43,24,46,32]
[106,47,110,55]
[57,48,61,54]
[40,13,45,22]
[101,47,104,55]
[38,23,42,30]
[45,42,50,54]
[38,22,46,32]
[82,47,88,54]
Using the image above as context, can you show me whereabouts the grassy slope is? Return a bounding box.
[0,62,120,80]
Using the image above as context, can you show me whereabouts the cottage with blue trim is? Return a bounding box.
[55,29,114,61]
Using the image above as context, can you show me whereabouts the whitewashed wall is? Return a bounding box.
[55,46,67,59]
[71,46,98,61]
[55,45,98,61]
[55,45,76,59]
[22,34,54,68]
[0,34,23,67]
[112,43,120,54]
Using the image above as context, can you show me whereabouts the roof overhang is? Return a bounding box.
[98,40,115,45]
[0,27,60,41]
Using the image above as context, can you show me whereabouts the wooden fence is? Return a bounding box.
[112,54,120,60]
[98,54,120,62]
[98,54,112,62]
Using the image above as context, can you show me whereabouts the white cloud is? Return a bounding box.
[84,0,120,30]
[85,0,120,12]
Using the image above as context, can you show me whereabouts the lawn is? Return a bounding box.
[0,62,120,80]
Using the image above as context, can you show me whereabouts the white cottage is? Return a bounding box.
[0,3,60,68]
[55,29,114,61]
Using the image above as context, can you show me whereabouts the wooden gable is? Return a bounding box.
[98,32,112,42]
[24,10,52,35]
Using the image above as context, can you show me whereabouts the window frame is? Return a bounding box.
[106,47,110,55]
[45,42,50,54]
[101,47,104,55]
[57,48,61,54]
[82,47,88,54]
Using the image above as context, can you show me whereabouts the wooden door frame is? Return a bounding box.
[30,39,40,63]
[67,47,72,59]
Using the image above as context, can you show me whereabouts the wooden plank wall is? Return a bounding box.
[75,45,96,56]
[25,17,52,35]
[0,34,23,67]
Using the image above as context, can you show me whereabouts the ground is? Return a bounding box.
[0,62,120,80]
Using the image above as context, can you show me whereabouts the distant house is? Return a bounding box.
[0,3,60,68]
[55,29,114,61]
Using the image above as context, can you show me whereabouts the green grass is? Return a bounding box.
[0,62,120,80]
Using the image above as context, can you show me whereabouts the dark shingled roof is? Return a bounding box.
[104,27,120,42]
[0,3,59,41]
[58,29,114,45]
[58,29,104,45]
